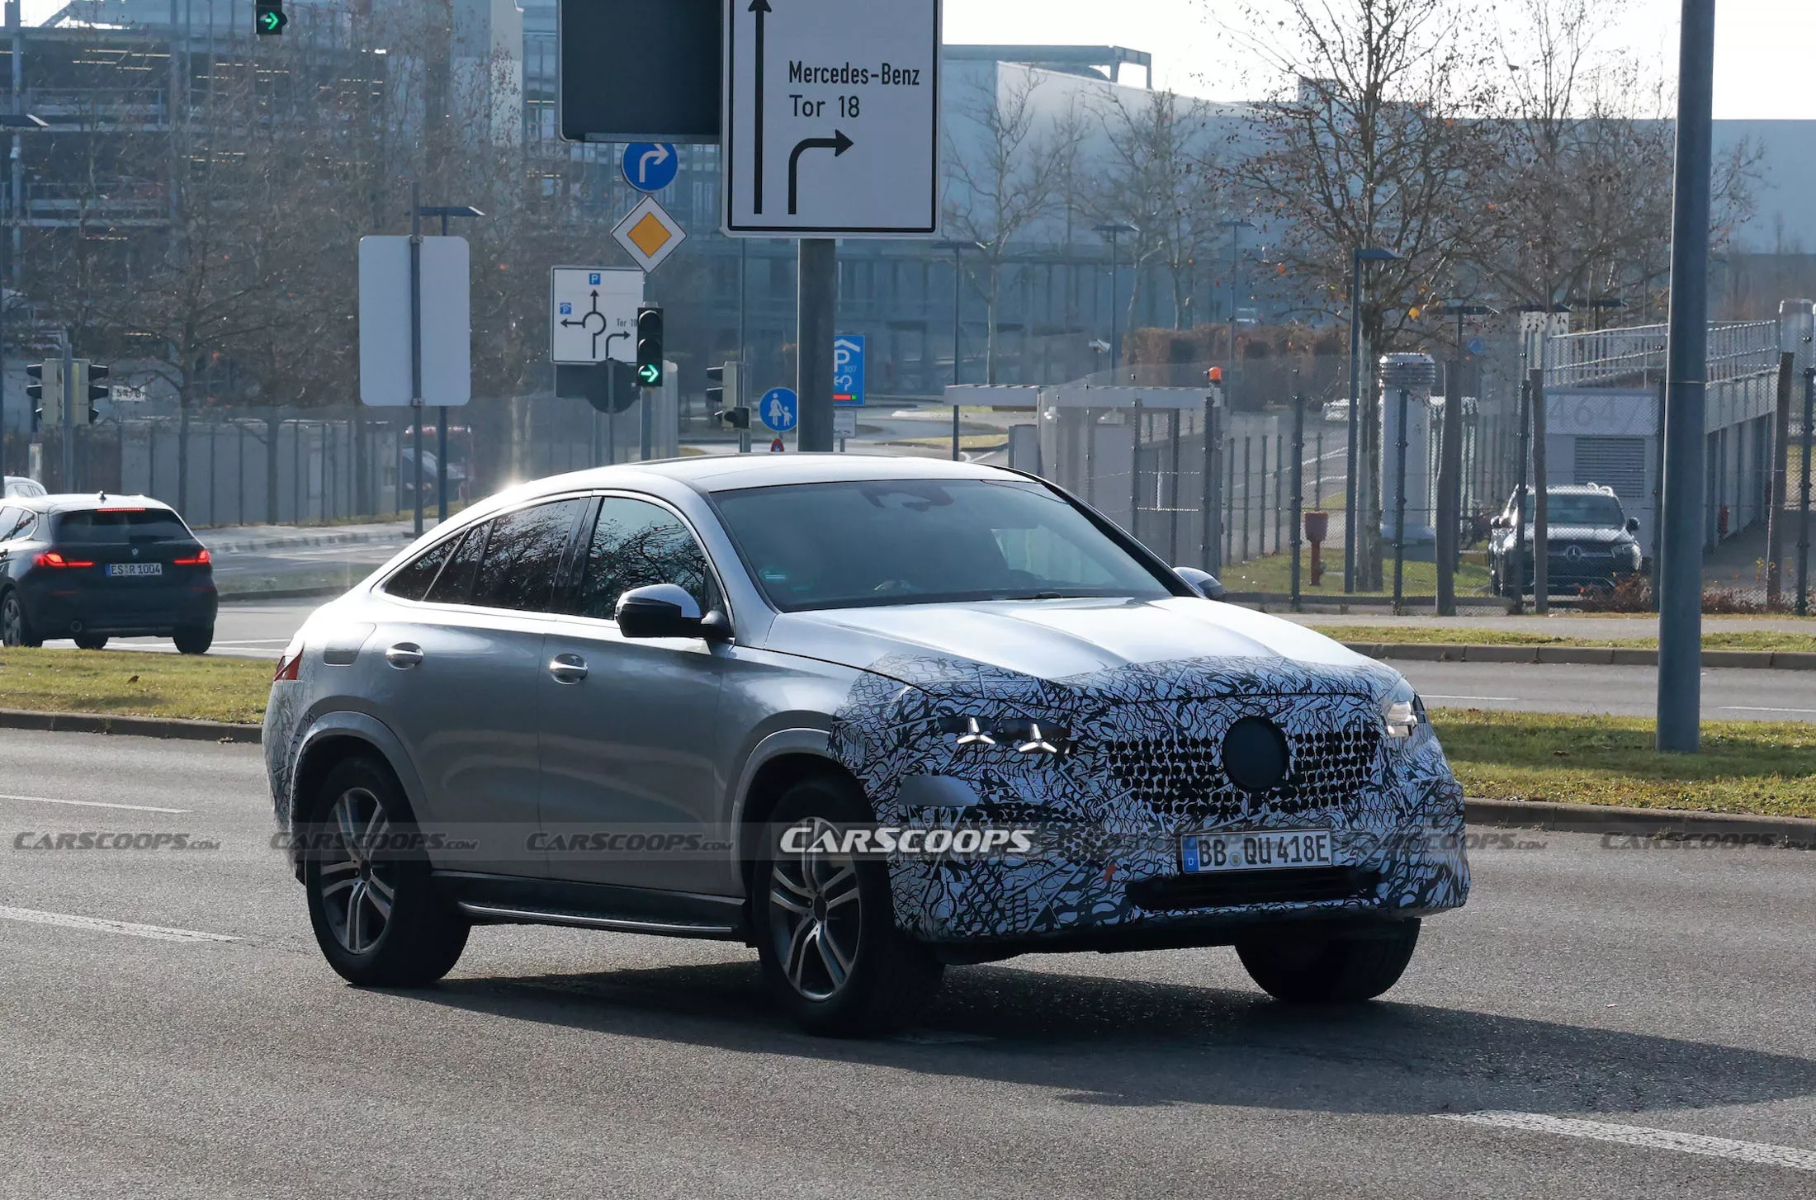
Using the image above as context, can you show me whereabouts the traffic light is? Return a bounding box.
[255,1,288,35]
[25,361,63,431]
[635,306,664,388]
[74,360,109,423]
[706,361,748,429]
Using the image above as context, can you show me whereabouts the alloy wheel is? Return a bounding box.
[768,816,863,1001]
[317,786,398,955]
[2,594,22,646]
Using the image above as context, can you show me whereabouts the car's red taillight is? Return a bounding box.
[273,649,302,682]
[34,551,95,569]
[174,548,211,566]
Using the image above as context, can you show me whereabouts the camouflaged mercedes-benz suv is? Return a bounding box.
[265,456,1468,1035]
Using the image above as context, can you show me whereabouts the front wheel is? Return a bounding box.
[173,624,213,655]
[1236,920,1420,1003]
[754,776,944,1036]
[1,590,42,648]
[303,755,468,987]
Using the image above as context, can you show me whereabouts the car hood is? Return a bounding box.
[763,596,1374,684]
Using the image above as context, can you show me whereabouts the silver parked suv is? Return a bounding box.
[266,456,1469,1035]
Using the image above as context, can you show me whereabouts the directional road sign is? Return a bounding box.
[622,142,680,192]
[758,386,799,432]
[722,0,941,236]
[611,195,688,273]
[550,266,643,364]
[359,236,471,406]
[833,333,866,405]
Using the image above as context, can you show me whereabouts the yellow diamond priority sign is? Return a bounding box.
[612,195,686,273]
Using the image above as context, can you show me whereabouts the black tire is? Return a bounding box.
[172,624,213,655]
[1,589,42,648]
[1236,920,1420,1003]
[753,775,944,1036]
[302,754,469,987]
[74,633,109,651]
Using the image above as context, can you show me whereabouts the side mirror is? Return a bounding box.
[616,583,709,639]
[1173,566,1227,601]
[1625,517,1640,534]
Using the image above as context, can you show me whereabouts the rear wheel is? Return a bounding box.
[172,624,213,655]
[1237,920,1421,1003]
[1,589,41,648]
[754,775,944,1036]
[73,633,109,651]
[302,754,469,987]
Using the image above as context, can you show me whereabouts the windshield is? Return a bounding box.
[56,509,193,544]
[1518,493,1625,527]
[713,478,1176,611]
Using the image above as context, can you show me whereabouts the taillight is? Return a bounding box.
[274,634,305,682]
[34,551,95,569]
[174,548,212,566]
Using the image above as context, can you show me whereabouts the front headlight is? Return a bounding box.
[1380,680,1424,739]
[1622,544,1642,570]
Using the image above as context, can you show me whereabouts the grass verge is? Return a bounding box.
[1431,708,1816,818]
[0,648,269,725]
[1223,551,1492,597]
[1309,625,1816,654]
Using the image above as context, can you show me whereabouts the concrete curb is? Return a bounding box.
[1345,642,1816,671]
[1466,796,1816,848]
[0,708,261,744]
[217,584,347,603]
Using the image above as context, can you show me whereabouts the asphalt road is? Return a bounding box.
[1,727,1813,1197]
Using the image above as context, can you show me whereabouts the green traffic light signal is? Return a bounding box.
[636,363,662,386]
[256,2,287,35]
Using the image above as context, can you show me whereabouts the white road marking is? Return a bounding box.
[1720,706,1816,716]
[1423,694,1519,703]
[0,792,191,814]
[0,905,236,943]
[1435,1111,1816,1173]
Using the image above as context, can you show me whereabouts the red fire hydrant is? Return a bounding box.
[1304,510,1329,587]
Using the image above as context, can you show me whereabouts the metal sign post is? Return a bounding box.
[409,185,423,535]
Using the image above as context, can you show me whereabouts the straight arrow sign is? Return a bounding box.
[749,0,771,214]
[788,130,853,215]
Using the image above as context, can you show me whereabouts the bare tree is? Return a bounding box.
[1092,89,1225,332]
[943,69,1071,383]
[1219,0,1492,587]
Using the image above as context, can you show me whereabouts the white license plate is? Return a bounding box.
[1181,829,1334,874]
[106,562,163,577]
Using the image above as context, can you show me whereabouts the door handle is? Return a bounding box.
[548,652,588,684]
[384,643,424,669]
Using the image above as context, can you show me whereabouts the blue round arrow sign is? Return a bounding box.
[622,143,679,193]
[758,387,798,432]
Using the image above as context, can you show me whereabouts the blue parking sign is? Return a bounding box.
[833,334,866,406]
[759,387,799,433]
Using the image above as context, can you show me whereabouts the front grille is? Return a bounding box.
[1128,866,1380,910]
[1094,697,1381,827]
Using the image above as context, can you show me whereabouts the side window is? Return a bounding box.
[471,499,587,612]
[424,521,489,605]
[383,536,457,601]
[0,507,19,541]
[574,497,716,621]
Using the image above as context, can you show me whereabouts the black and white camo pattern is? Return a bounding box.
[828,654,1470,944]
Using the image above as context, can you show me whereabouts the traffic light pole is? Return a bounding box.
[409,184,424,537]
[60,332,72,490]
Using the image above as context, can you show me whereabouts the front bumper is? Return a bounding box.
[830,655,1471,949]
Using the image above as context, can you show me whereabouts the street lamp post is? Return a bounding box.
[1094,223,1135,376]
[937,240,970,387]
[1218,219,1255,408]
[1343,246,1400,594]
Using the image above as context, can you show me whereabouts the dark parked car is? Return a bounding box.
[0,494,217,652]
[1488,484,1644,597]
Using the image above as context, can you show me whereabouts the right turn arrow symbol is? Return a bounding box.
[787,130,853,216]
